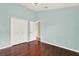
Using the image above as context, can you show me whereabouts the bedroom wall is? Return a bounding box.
[0,3,36,48]
[37,6,79,51]
[0,3,79,52]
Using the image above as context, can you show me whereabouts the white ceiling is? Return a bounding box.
[21,3,79,11]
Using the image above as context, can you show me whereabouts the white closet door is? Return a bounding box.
[11,17,28,46]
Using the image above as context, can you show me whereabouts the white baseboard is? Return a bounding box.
[0,40,35,50]
[0,45,11,50]
[41,40,79,53]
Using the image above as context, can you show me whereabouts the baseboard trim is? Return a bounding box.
[41,40,79,53]
[0,45,11,50]
[0,40,35,50]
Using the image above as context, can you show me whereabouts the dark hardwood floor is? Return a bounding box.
[0,40,79,56]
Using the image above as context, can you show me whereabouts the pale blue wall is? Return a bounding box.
[37,6,79,51]
[0,4,36,48]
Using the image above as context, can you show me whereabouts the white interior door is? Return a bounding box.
[11,17,28,46]
[29,21,37,41]
[30,21,40,41]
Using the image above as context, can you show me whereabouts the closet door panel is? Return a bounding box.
[11,17,28,46]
